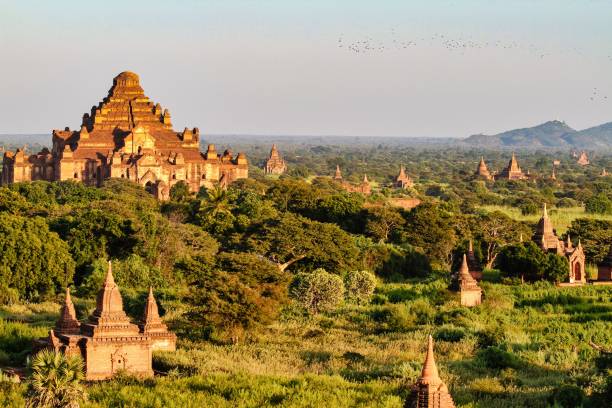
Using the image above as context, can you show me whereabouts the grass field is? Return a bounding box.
[477,206,612,234]
[1,279,610,407]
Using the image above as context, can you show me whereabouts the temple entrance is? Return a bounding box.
[144,181,153,194]
[574,262,582,282]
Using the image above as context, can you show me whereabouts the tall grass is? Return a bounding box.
[477,205,612,234]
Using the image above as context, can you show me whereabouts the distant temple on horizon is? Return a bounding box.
[1,71,248,199]
[395,165,414,189]
[333,166,372,195]
[263,144,287,175]
[474,157,493,181]
[577,151,589,166]
[496,152,527,181]
[38,262,175,380]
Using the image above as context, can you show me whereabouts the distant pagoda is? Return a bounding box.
[577,151,589,166]
[334,165,343,180]
[453,254,482,307]
[496,152,526,180]
[532,204,586,284]
[466,240,483,280]
[474,157,493,181]
[264,144,287,175]
[395,165,414,188]
[405,336,456,408]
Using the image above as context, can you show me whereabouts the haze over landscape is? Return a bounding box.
[1,0,612,137]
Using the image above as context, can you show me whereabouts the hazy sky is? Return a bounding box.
[1,0,611,137]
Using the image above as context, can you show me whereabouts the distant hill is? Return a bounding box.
[464,120,612,149]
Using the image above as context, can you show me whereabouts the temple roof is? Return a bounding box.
[532,204,562,252]
[55,287,81,335]
[457,254,480,290]
[406,336,456,408]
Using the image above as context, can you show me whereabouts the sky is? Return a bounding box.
[0,0,611,138]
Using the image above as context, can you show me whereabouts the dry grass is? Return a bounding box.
[477,205,612,234]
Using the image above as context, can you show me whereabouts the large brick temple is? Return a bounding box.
[39,262,176,380]
[1,71,248,199]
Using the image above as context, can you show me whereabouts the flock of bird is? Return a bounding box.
[337,30,611,103]
[338,31,566,58]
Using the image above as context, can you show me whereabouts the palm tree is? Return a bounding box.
[26,349,86,408]
[198,186,234,219]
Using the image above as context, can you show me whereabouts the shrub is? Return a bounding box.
[26,350,86,408]
[519,201,539,216]
[550,384,585,408]
[409,299,436,325]
[369,304,414,332]
[478,346,521,369]
[290,268,344,314]
[585,193,612,214]
[477,326,506,349]
[434,325,467,342]
[344,270,377,305]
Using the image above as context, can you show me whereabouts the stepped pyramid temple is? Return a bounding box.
[453,254,482,307]
[39,262,176,380]
[263,144,287,175]
[496,152,526,180]
[577,151,589,166]
[395,166,414,188]
[1,71,248,199]
[597,245,612,282]
[474,157,493,181]
[405,336,456,408]
[532,204,586,284]
[466,240,483,280]
[333,166,372,195]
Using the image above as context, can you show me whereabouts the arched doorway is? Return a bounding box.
[574,262,582,282]
[144,181,154,194]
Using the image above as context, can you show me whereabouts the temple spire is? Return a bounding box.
[55,287,81,335]
[468,239,473,252]
[104,260,115,286]
[420,335,442,385]
[334,165,342,180]
[143,286,161,324]
[363,174,369,183]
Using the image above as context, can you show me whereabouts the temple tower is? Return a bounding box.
[395,165,414,188]
[264,144,288,175]
[405,336,456,408]
[455,254,482,307]
[139,287,177,351]
[466,240,483,280]
[334,165,342,180]
[496,152,526,180]
[474,157,493,180]
[55,288,81,335]
[577,151,589,166]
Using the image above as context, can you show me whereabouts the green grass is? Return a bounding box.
[1,281,611,408]
[477,205,612,234]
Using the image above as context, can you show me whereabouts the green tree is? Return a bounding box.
[344,270,377,304]
[196,186,236,235]
[169,181,191,203]
[180,252,288,340]
[0,214,74,300]
[240,212,361,273]
[585,193,612,214]
[26,350,85,408]
[290,268,344,314]
[566,219,612,263]
[364,206,405,242]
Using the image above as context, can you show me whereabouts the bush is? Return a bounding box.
[477,326,506,349]
[585,193,612,214]
[290,269,344,314]
[478,346,521,370]
[550,384,585,408]
[344,270,377,305]
[369,304,414,332]
[434,325,467,342]
[519,201,539,216]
